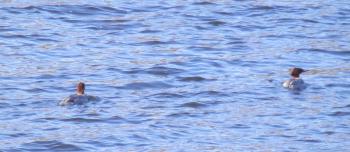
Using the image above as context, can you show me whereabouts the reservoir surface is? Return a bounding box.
[0,0,349,151]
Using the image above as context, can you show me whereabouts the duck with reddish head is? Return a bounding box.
[283,67,307,90]
[59,82,99,106]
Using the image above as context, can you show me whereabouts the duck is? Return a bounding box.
[283,67,306,90]
[59,82,99,106]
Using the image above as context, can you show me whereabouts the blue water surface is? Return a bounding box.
[0,0,349,151]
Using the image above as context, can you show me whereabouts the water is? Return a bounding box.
[0,0,350,151]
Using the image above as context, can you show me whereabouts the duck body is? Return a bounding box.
[283,78,306,90]
[59,94,98,106]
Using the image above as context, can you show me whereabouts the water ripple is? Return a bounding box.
[20,140,84,151]
[179,101,207,108]
[118,81,175,90]
[328,111,350,117]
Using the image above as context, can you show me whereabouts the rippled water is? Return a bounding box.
[1,0,350,151]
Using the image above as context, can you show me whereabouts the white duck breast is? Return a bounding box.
[59,94,97,106]
[283,78,306,90]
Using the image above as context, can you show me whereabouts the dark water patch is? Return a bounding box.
[325,83,350,88]
[263,34,314,39]
[120,68,144,74]
[214,11,233,16]
[256,113,284,117]
[61,19,84,24]
[118,81,174,90]
[1,34,59,43]
[20,140,84,152]
[88,19,130,24]
[162,124,190,129]
[250,5,276,11]
[142,105,166,109]
[84,24,129,31]
[140,29,162,33]
[2,8,22,14]
[108,115,124,121]
[63,18,130,25]
[30,74,71,80]
[261,34,291,39]
[178,76,208,82]
[11,111,36,118]
[272,18,298,23]
[322,131,335,135]
[253,96,280,101]
[167,112,198,118]
[194,25,209,30]
[148,92,185,98]
[122,66,184,76]
[106,67,124,73]
[60,117,105,123]
[58,115,124,124]
[298,48,350,55]
[334,104,350,109]
[193,91,229,97]
[145,66,185,76]
[35,38,60,42]
[42,127,60,131]
[8,133,28,138]
[0,34,29,39]
[0,16,9,20]
[192,1,216,5]
[24,88,48,93]
[32,117,55,123]
[134,39,178,46]
[328,111,350,116]
[229,124,250,129]
[179,101,206,108]
[130,134,150,142]
[301,19,319,23]
[136,40,169,45]
[0,26,22,32]
[36,5,127,16]
[273,18,320,24]
[250,5,300,14]
[38,117,56,121]
[266,124,286,129]
[13,103,29,107]
[188,46,220,51]
[83,113,100,117]
[0,102,10,109]
[295,139,322,143]
[226,40,246,45]
[165,5,185,10]
[2,6,40,14]
[207,20,226,26]
[342,23,350,29]
[231,24,271,31]
[80,136,126,147]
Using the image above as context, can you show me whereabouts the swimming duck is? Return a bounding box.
[283,67,306,90]
[59,82,98,106]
